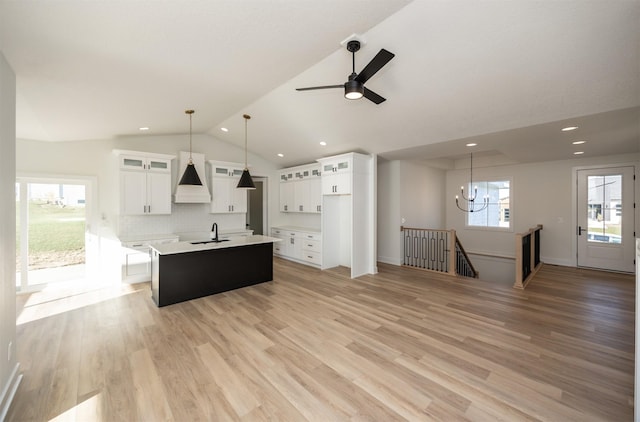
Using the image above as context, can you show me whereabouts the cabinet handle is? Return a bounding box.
[290,238,294,244]
[307,255,313,259]
[299,205,303,211]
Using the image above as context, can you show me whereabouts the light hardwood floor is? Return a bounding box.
[8,259,635,421]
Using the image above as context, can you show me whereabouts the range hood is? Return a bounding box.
[174,151,211,203]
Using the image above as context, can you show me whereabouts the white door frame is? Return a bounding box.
[15,173,98,291]
[247,176,269,235]
[572,163,636,271]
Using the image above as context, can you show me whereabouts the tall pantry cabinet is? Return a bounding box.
[317,152,376,278]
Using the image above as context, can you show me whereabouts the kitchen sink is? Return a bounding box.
[190,239,230,245]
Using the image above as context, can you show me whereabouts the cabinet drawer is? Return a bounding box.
[300,232,321,241]
[273,243,284,255]
[301,239,320,252]
[301,251,321,265]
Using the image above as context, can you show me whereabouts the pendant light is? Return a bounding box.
[178,109,203,186]
[237,114,256,189]
[455,152,488,213]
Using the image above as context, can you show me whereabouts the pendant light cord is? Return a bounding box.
[186,109,195,163]
[470,153,473,188]
[243,114,251,169]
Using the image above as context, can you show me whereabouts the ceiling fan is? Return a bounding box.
[296,40,395,104]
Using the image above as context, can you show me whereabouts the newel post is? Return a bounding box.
[449,229,457,275]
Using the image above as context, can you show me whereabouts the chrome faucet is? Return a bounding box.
[211,223,218,242]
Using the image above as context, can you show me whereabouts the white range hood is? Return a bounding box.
[174,151,211,203]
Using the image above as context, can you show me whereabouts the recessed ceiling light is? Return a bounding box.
[319,141,327,146]
[562,126,578,131]
[139,127,149,131]
[466,143,477,147]
[574,151,584,155]
[220,127,229,132]
[572,140,586,145]
[277,153,284,157]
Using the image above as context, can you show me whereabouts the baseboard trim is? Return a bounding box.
[0,362,22,421]
[377,255,402,266]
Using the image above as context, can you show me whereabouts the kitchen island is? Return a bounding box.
[149,235,281,307]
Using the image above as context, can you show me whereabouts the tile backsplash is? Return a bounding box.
[119,202,246,238]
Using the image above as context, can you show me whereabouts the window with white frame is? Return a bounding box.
[465,180,511,229]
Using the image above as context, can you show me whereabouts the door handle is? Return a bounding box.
[578,226,583,235]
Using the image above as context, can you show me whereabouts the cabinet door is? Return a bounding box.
[147,172,172,214]
[231,182,247,213]
[289,236,302,260]
[121,171,147,215]
[294,180,307,212]
[279,182,294,212]
[211,177,233,213]
[121,156,146,171]
[147,158,171,173]
[322,172,351,195]
[306,177,322,212]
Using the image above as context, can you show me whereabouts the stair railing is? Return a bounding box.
[514,224,543,289]
[401,226,477,278]
[454,235,478,278]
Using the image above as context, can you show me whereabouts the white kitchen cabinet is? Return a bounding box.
[120,155,171,173]
[209,161,247,214]
[121,235,179,283]
[319,156,352,195]
[317,152,375,278]
[115,150,174,215]
[279,164,321,213]
[279,180,295,212]
[306,177,322,212]
[271,227,321,267]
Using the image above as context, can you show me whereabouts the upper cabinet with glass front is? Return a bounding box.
[119,155,172,173]
[113,150,175,215]
[209,160,247,214]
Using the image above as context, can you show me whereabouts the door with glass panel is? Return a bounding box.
[15,179,87,291]
[577,167,635,272]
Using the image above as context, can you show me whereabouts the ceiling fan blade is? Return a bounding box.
[354,49,395,84]
[296,84,344,91]
[363,87,386,104]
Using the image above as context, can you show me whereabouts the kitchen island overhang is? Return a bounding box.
[150,235,281,307]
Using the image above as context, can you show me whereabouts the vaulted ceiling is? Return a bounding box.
[1,1,638,168]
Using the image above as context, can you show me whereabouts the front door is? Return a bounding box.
[577,166,635,272]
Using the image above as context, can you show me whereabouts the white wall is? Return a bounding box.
[446,153,640,266]
[0,51,20,419]
[16,134,282,238]
[400,161,446,229]
[377,159,446,265]
[377,159,401,264]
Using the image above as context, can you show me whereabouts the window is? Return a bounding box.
[465,180,511,229]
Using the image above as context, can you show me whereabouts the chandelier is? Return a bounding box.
[455,153,488,213]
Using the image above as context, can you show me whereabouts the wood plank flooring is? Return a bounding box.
[7,259,635,421]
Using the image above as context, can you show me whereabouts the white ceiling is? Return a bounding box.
[1,1,638,168]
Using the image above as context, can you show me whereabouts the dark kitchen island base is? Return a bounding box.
[151,242,273,307]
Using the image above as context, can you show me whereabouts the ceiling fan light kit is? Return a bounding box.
[296,39,394,104]
[344,79,364,100]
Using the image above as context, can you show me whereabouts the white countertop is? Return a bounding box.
[120,233,179,245]
[150,235,281,255]
[271,226,321,233]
